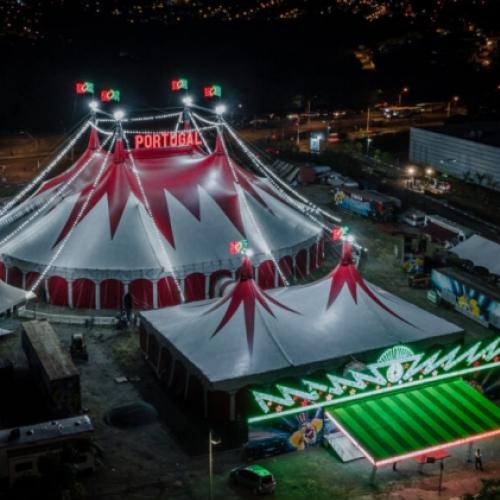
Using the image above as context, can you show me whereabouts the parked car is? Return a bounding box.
[243,436,287,460]
[400,209,426,227]
[229,465,276,495]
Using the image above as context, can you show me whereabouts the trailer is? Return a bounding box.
[431,267,500,328]
[0,415,95,486]
[22,320,81,418]
[333,187,401,221]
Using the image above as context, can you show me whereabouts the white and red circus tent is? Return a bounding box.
[0,116,325,310]
[139,244,462,420]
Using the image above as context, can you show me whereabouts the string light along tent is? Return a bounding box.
[138,243,463,422]
[0,109,327,310]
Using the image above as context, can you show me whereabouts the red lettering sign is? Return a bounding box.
[133,131,203,149]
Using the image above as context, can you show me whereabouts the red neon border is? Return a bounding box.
[325,410,500,467]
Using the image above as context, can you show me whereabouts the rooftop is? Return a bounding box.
[426,122,500,149]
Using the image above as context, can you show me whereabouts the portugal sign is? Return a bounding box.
[134,131,202,149]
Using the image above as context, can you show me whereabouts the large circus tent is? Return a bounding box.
[139,243,463,422]
[0,108,334,310]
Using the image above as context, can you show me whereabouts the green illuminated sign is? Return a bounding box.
[249,337,500,422]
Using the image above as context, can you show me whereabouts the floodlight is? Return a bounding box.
[182,96,193,106]
[215,104,227,115]
[89,100,99,112]
[113,110,125,121]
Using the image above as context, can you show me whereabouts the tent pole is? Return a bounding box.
[369,465,377,485]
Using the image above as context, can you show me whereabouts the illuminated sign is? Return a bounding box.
[203,85,222,98]
[229,239,249,255]
[75,81,94,94]
[134,131,202,149]
[331,225,349,241]
[249,336,500,422]
[100,88,120,102]
[171,78,189,91]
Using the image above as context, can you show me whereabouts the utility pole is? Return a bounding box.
[366,107,370,133]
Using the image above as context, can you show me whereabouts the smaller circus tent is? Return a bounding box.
[139,244,462,421]
[0,280,35,314]
[0,128,323,310]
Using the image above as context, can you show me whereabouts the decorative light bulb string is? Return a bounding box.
[0,133,114,249]
[0,121,91,218]
[218,129,289,286]
[30,132,117,293]
[188,111,213,154]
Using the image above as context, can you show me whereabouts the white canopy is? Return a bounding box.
[451,235,500,275]
[141,245,462,391]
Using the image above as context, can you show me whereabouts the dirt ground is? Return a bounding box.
[0,183,498,499]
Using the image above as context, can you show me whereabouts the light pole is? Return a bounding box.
[366,137,373,156]
[398,86,409,106]
[209,430,221,500]
[407,166,415,188]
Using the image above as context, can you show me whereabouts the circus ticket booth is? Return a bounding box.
[248,337,500,479]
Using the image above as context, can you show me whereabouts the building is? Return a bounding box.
[410,123,500,191]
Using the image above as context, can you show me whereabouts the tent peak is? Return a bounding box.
[340,242,354,266]
[239,256,254,281]
[88,126,100,151]
[113,138,126,163]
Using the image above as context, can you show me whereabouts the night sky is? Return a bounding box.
[1,0,499,133]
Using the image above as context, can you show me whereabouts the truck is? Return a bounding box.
[332,187,401,221]
[22,320,81,418]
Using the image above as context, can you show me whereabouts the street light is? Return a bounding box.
[407,166,416,188]
[366,137,373,156]
[398,86,409,106]
[426,167,434,176]
[209,430,221,500]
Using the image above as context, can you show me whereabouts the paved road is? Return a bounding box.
[352,153,500,243]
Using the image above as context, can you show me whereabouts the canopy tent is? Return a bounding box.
[0,126,323,309]
[140,243,462,394]
[0,279,35,314]
[451,235,500,275]
[325,378,500,467]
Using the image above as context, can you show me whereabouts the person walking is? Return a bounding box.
[123,292,133,323]
[475,448,483,471]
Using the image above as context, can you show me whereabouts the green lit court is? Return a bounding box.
[325,379,500,466]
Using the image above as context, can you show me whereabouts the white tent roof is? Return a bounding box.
[0,280,35,314]
[451,235,500,275]
[0,131,321,281]
[141,246,462,391]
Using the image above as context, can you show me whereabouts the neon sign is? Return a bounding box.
[203,85,222,98]
[100,88,120,102]
[75,81,94,94]
[171,78,189,91]
[134,131,202,149]
[249,336,500,422]
[229,239,249,255]
[331,225,349,241]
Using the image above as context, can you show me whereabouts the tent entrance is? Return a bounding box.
[325,379,500,467]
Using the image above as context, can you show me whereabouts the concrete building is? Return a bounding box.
[409,123,500,191]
